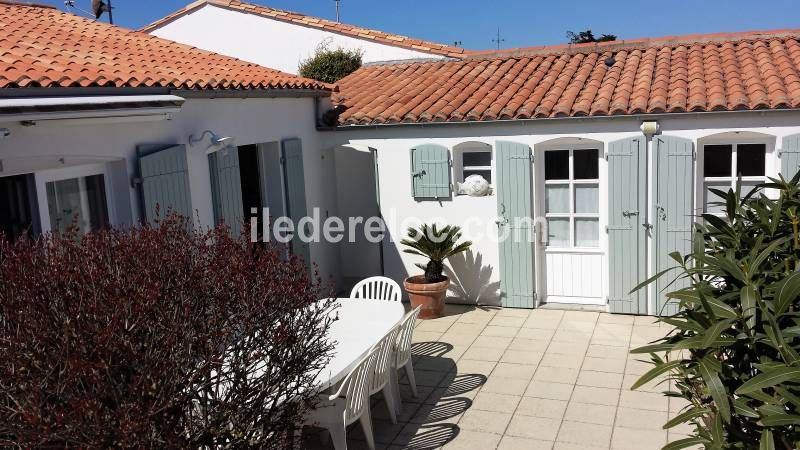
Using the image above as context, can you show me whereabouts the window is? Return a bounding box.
[703,143,767,214]
[459,149,492,184]
[46,174,109,235]
[544,148,600,248]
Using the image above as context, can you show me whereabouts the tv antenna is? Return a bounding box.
[64,0,113,23]
[492,27,505,50]
[334,0,340,22]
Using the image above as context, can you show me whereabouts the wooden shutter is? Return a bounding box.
[653,136,694,316]
[410,144,451,199]
[208,147,244,236]
[495,141,535,309]
[136,144,192,223]
[607,137,647,314]
[781,134,800,180]
[281,138,311,264]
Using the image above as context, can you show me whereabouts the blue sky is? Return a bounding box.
[41,0,800,50]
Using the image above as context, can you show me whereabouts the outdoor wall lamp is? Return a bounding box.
[188,130,234,154]
[640,121,660,137]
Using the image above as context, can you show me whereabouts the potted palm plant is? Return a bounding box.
[401,224,472,319]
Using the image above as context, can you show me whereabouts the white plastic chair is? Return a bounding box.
[391,306,422,406]
[350,276,402,302]
[368,324,401,423]
[303,346,379,450]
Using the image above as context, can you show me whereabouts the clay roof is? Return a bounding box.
[333,29,800,126]
[140,0,467,59]
[0,1,331,92]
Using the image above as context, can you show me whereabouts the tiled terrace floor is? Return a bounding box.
[303,305,691,450]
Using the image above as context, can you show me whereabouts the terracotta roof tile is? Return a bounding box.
[333,29,800,125]
[141,0,467,59]
[0,1,330,92]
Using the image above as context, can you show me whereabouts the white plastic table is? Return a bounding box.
[314,298,405,389]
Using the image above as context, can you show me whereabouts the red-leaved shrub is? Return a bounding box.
[0,216,333,448]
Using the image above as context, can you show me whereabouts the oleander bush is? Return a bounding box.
[632,175,800,449]
[0,216,333,448]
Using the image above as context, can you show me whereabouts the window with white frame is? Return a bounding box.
[544,148,600,248]
[45,174,109,235]
[703,143,767,214]
[458,148,492,184]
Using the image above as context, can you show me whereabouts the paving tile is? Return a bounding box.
[598,314,635,325]
[582,357,627,373]
[473,335,513,349]
[577,370,624,389]
[524,316,562,330]
[587,344,630,359]
[516,396,568,419]
[669,397,692,414]
[508,337,550,352]
[611,426,667,450]
[442,430,502,449]
[506,415,561,440]
[439,332,479,346]
[564,402,616,426]
[412,331,444,343]
[614,407,668,430]
[490,316,526,327]
[491,363,538,380]
[553,443,607,450]
[534,366,579,384]
[546,341,589,355]
[461,346,502,362]
[482,325,521,337]
[552,330,593,343]
[448,322,488,335]
[623,373,668,393]
[395,422,461,448]
[618,390,669,411]
[623,357,653,376]
[563,311,600,322]
[471,391,521,413]
[416,320,455,333]
[570,386,621,406]
[413,369,451,387]
[501,350,544,365]
[498,436,554,450]
[496,308,533,318]
[525,380,575,400]
[455,359,497,376]
[458,408,513,434]
[556,421,613,447]
[481,376,530,396]
[541,353,584,369]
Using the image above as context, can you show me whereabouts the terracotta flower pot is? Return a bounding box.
[403,275,450,320]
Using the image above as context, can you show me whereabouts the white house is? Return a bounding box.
[141,0,468,75]
[325,30,800,314]
[0,2,342,285]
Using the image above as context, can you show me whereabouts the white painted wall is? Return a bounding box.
[330,111,800,308]
[0,96,342,286]
[149,4,446,74]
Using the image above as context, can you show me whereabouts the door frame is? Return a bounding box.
[34,162,116,233]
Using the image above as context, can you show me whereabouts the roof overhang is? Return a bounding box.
[0,94,184,123]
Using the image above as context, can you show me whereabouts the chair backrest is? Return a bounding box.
[369,324,400,394]
[350,276,402,302]
[331,344,380,426]
[394,306,421,368]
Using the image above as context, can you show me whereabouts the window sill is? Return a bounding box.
[544,247,604,254]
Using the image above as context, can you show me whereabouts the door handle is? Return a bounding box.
[642,223,653,231]
[622,210,639,217]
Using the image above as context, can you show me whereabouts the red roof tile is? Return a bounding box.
[0,1,331,91]
[333,29,800,125]
[140,0,467,59]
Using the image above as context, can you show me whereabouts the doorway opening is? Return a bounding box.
[0,174,39,240]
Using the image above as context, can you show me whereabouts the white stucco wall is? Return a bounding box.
[148,4,446,74]
[0,96,342,286]
[330,111,800,308]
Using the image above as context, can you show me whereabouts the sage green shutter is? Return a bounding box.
[136,144,192,222]
[281,138,311,264]
[607,137,647,314]
[208,147,244,236]
[410,144,451,199]
[495,141,535,309]
[781,134,800,180]
[653,136,694,316]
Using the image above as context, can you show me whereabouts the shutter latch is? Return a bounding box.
[412,170,426,178]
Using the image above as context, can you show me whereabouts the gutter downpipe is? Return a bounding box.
[641,120,660,316]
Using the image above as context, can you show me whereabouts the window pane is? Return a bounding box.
[575,218,599,247]
[545,184,569,213]
[463,169,491,184]
[544,150,569,180]
[737,144,766,177]
[575,184,599,213]
[704,181,730,214]
[740,180,762,199]
[704,145,733,177]
[547,218,570,247]
[46,175,108,234]
[462,151,491,167]
[574,149,599,179]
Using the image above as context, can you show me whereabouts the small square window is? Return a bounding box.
[737,144,766,177]
[545,150,569,180]
[545,184,570,213]
[704,145,733,177]
[547,218,570,247]
[573,149,599,179]
[462,152,491,167]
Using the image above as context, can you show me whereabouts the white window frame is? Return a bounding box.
[34,163,115,234]
[541,147,601,249]
[698,140,774,215]
[453,142,493,191]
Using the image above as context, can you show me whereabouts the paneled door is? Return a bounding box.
[495,141,535,309]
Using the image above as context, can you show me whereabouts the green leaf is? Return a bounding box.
[759,429,775,450]
[663,407,709,429]
[705,255,747,282]
[760,413,800,426]
[735,367,800,395]
[732,398,760,418]
[699,357,731,423]
[750,237,787,274]
[630,360,682,391]
[630,267,675,294]
[740,285,759,329]
[702,320,733,347]
[775,272,800,315]
[711,412,725,447]
[662,437,709,450]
